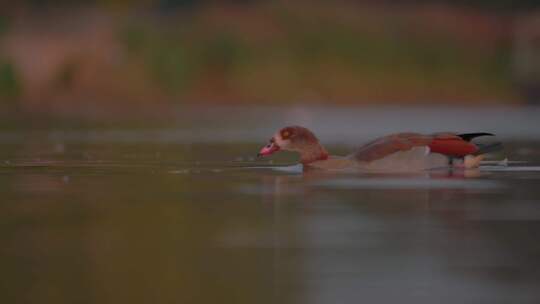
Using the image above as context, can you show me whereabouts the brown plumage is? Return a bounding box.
[352,133,433,162]
[258,126,500,170]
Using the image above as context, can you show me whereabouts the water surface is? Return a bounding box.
[1,106,540,304]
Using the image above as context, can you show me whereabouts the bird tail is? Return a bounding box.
[457,132,494,141]
[456,132,502,156]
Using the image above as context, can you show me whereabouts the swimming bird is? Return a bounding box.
[257,126,502,171]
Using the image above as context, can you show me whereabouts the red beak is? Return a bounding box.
[257,142,280,157]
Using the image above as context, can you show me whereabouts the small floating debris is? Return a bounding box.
[480,158,528,166]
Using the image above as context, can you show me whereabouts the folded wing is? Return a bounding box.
[352,133,433,162]
[352,132,496,162]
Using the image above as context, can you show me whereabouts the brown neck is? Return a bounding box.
[299,143,329,164]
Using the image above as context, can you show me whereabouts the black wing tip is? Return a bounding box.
[457,132,495,141]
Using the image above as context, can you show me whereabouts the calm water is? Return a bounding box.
[1,106,540,304]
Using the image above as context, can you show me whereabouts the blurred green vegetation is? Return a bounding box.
[0,15,19,102]
[119,23,250,95]
[0,0,537,113]
[120,25,192,93]
[111,2,518,103]
[0,61,21,101]
[0,16,8,36]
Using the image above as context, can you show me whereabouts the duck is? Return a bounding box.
[257,126,502,171]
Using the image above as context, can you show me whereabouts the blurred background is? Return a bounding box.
[2,2,540,304]
[0,0,539,122]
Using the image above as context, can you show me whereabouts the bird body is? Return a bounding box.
[258,126,501,171]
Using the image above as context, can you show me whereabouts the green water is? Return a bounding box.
[1,135,540,304]
[1,105,540,303]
